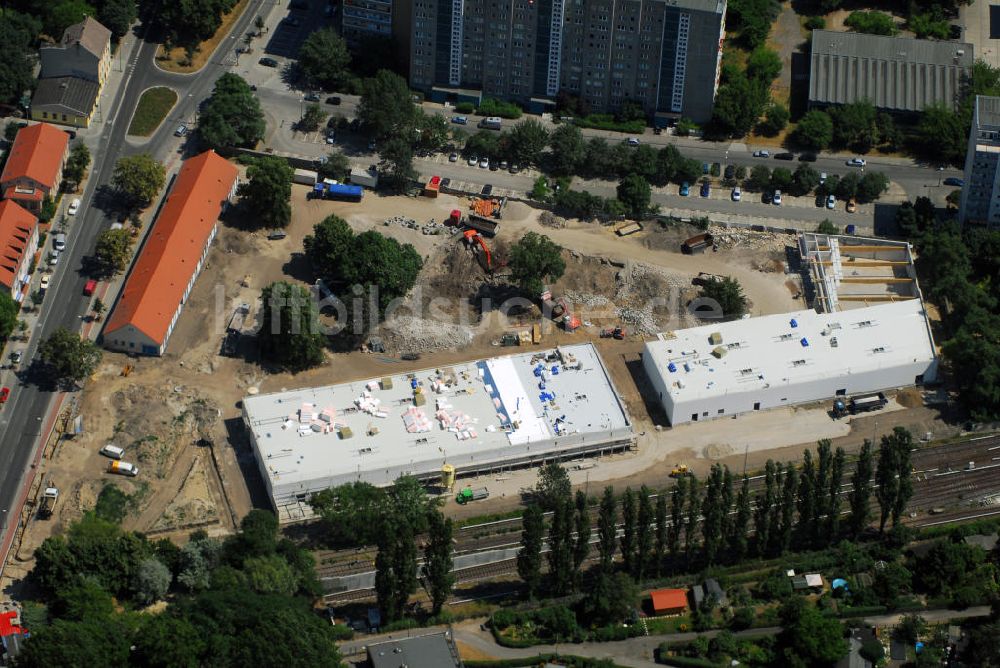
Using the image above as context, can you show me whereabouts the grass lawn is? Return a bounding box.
[127,87,178,137]
[156,0,250,73]
[644,614,692,635]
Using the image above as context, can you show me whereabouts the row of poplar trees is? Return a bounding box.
[516,427,915,595]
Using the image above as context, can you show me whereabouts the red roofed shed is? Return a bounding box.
[650,588,688,615]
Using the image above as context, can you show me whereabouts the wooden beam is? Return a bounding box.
[839,277,914,284]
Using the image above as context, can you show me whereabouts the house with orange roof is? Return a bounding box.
[650,588,688,615]
[0,123,69,214]
[103,150,238,356]
[0,201,39,302]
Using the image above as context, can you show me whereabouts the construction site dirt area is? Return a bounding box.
[3,184,916,588]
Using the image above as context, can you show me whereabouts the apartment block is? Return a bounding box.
[960,96,1000,228]
[409,0,726,122]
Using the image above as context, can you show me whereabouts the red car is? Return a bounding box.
[0,387,10,404]
[84,279,97,296]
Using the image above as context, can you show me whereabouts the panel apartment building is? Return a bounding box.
[960,95,1000,228]
[409,0,726,123]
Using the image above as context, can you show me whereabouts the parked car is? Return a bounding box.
[53,234,66,252]
[40,275,50,292]
[724,165,735,180]
[304,92,320,102]
[774,152,795,161]
[847,157,867,167]
[0,388,10,405]
[9,351,21,366]
[267,230,287,240]
[100,444,125,460]
[626,137,640,147]
[449,152,458,162]
[799,153,818,162]
[680,182,690,196]
[773,190,782,205]
[499,160,508,170]
[479,158,489,168]
[820,172,827,184]
[467,155,478,166]
[481,184,493,196]
[451,115,468,125]
[732,186,741,201]
[325,96,341,105]
[326,116,338,129]
[509,164,521,173]
[49,251,59,266]
[700,180,710,197]
[83,279,97,296]
[441,177,450,188]
[702,162,710,174]
[259,57,278,67]
[67,198,80,215]
[753,150,770,158]
[762,191,773,204]
[943,177,964,187]
[826,194,836,209]
[711,162,721,175]
[174,124,188,137]
[847,198,857,213]
[325,131,336,144]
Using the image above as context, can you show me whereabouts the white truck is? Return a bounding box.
[108,461,139,477]
[293,168,319,186]
[349,168,379,188]
[480,116,503,130]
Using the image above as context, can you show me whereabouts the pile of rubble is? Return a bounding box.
[376,315,475,352]
[562,291,610,308]
[384,216,448,235]
[708,225,795,253]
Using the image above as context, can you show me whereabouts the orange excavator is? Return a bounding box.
[464,229,496,272]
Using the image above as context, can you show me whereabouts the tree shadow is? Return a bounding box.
[281,251,314,284]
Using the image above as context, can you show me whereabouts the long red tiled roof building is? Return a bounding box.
[104,150,238,356]
[0,201,39,302]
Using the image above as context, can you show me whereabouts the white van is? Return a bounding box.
[108,461,138,476]
[480,117,502,130]
[100,444,125,460]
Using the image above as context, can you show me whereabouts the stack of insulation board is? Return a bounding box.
[402,407,432,433]
[355,391,388,418]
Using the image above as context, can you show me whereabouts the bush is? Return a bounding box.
[455,101,475,114]
[477,98,522,119]
[804,16,825,30]
[574,114,646,134]
[845,10,898,36]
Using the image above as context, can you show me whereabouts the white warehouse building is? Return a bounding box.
[643,299,938,426]
[243,344,634,519]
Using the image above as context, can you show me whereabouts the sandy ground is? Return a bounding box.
[3,173,950,577]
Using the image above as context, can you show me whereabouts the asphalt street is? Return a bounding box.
[0,0,269,565]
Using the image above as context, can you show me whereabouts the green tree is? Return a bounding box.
[257,281,326,370]
[0,10,40,107]
[758,103,789,136]
[415,112,450,153]
[298,102,326,132]
[729,475,751,562]
[845,10,898,35]
[535,461,571,511]
[710,70,768,137]
[44,0,95,39]
[374,525,399,620]
[654,492,667,576]
[112,153,165,208]
[308,481,384,546]
[826,447,846,541]
[792,110,834,150]
[699,276,748,319]
[620,488,637,578]
[836,172,860,200]
[422,509,454,615]
[199,73,265,149]
[378,135,417,192]
[747,47,783,84]
[530,175,551,201]
[97,0,138,38]
[581,571,638,626]
[875,427,914,532]
[547,124,586,175]
[517,503,545,598]
[238,156,293,229]
[14,617,132,668]
[778,598,849,666]
[770,167,793,192]
[616,174,652,218]
[298,28,350,90]
[38,327,102,387]
[685,476,701,561]
[873,561,912,607]
[135,557,171,604]
[791,164,820,197]
[856,172,889,203]
[358,70,419,141]
[636,486,653,580]
[755,460,777,556]
[546,498,574,595]
[597,486,617,574]
[243,554,298,595]
[727,0,778,48]
[915,104,966,166]
[778,465,797,554]
[507,119,550,165]
[896,201,918,237]
[508,232,566,296]
[572,490,591,588]
[132,615,205,668]
[63,142,91,190]
[316,151,350,182]
[747,165,771,191]
[668,476,686,561]
[830,100,879,151]
[0,291,18,341]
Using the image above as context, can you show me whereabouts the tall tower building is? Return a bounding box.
[409,0,726,123]
[961,96,1000,228]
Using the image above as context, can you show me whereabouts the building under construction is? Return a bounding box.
[242,343,634,520]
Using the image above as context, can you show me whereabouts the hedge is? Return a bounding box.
[467,655,629,668]
[655,656,721,668]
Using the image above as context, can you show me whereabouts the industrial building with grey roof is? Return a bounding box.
[809,30,973,113]
[242,344,633,520]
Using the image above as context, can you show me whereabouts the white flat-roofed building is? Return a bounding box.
[243,343,633,513]
[644,299,938,426]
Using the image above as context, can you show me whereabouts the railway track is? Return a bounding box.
[313,433,1000,581]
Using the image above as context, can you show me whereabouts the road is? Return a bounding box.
[0,1,269,570]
